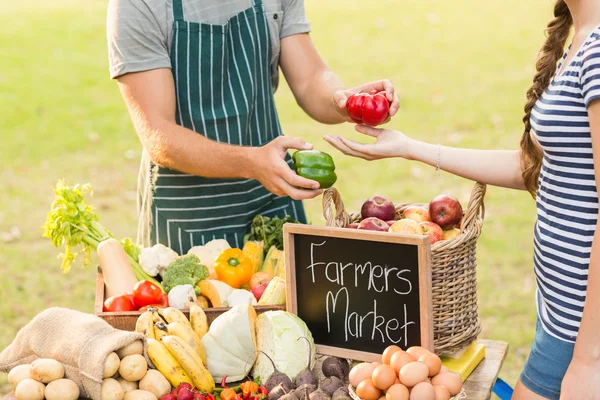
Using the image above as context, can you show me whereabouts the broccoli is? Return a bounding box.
[163,253,209,294]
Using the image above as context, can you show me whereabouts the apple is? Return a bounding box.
[402,206,430,223]
[429,194,463,229]
[361,196,396,221]
[358,217,390,232]
[249,272,272,301]
[389,219,423,235]
[420,222,444,244]
[442,228,461,241]
[386,220,396,227]
[346,223,360,229]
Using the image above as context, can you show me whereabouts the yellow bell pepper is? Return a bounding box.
[214,248,253,288]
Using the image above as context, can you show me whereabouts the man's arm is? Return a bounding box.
[117,68,321,199]
[279,34,400,125]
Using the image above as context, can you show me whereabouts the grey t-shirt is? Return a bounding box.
[107,0,311,89]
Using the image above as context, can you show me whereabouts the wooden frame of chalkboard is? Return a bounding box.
[284,223,433,362]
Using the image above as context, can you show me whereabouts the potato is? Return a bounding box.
[117,377,139,393]
[102,378,125,400]
[15,378,45,400]
[45,378,80,400]
[30,359,64,384]
[117,340,144,359]
[8,364,33,390]
[139,370,170,398]
[124,390,158,400]
[104,352,121,378]
[119,354,148,382]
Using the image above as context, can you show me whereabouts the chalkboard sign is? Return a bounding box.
[284,224,433,362]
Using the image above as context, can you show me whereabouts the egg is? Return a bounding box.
[372,362,382,367]
[385,384,409,400]
[409,382,435,400]
[398,362,429,388]
[439,366,449,374]
[372,365,396,391]
[382,345,402,365]
[406,346,430,360]
[418,353,442,377]
[394,377,401,385]
[431,372,462,396]
[433,385,451,400]
[390,351,415,374]
[350,363,377,387]
[356,379,383,400]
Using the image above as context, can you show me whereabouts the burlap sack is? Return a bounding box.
[0,307,150,400]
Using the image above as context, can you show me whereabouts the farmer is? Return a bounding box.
[326,0,600,398]
[106,0,399,253]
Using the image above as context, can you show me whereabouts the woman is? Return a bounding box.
[325,0,600,398]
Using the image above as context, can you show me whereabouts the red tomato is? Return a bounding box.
[138,294,169,312]
[346,90,390,126]
[132,280,163,308]
[103,294,136,312]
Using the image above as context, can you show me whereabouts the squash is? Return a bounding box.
[197,280,234,307]
[98,238,139,298]
[201,304,257,382]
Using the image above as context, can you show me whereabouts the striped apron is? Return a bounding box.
[137,0,307,254]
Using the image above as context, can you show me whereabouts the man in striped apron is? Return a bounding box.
[107,0,399,253]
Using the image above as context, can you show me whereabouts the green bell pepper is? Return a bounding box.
[292,150,337,189]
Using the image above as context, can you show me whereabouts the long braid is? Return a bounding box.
[521,0,573,197]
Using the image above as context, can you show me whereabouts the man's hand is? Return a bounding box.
[333,80,400,123]
[252,136,323,200]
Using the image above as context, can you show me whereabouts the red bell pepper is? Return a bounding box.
[346,90,390,126]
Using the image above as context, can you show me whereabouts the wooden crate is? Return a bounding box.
[94,270,285,331]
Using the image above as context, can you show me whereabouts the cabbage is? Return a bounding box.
[252,311,316,381]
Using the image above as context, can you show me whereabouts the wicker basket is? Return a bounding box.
[322,182,486,355]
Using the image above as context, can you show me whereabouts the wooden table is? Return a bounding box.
[2,340,509,400]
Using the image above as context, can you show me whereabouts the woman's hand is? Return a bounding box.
[560,357,600,399]
[324,125,411,160]
[333,79,400,122]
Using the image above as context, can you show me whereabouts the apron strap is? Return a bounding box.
[172,0,185,22]
[253,0,264,6]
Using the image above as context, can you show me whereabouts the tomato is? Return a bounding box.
[346,90,390,126]
[132,280,163,308]
[103,294,137,312]
[138,294,169,312]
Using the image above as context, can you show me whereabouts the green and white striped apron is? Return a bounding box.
[137,0,306,254]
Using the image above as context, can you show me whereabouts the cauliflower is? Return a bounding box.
[163,253,209,294]
[168,284,197,309]
[138,243,178,277]
[188,239,231,277]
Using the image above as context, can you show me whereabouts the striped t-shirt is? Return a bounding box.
[530,25,600,342]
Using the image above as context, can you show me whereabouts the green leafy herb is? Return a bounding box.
[243,215,300,256]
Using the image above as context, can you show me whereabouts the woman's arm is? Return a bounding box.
[324,125,527,190]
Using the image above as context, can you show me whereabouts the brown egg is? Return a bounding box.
[390,351,415,374]
[382,345,402,365]
[378,397,386,400]
[409,382,435,400]
[433,385,451,400]
[439,366,449,374]
[356,379,383,400]
[398,362,429,388]
[394,377,401,385]
[406,346,430,360]
[350,363,378,388]
[418,353,442,377]
[372,362,382,367]
[372,365,396,391]
[385,384,409,400]
[431,373,462,396]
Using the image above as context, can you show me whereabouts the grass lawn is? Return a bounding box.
[1,0,553,395]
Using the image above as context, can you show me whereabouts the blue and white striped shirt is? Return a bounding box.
[530,25,600,342]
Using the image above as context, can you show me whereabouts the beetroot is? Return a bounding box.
[162,395,177,400]
[179,383,194,391]
[193,394,206,400]
[178,388,195,400]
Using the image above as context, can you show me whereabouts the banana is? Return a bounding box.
[150,308,166,324]
[158,307,190,326]
[154,321,168,340]
[167,321,207,365]
[189,300,208,339]
[161,335,215,392]
[135,310,155,340]
[146,337,194,388]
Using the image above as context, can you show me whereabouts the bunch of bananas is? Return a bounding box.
[136,301,215,392]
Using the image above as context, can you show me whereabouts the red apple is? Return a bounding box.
[361,196,396,221]
[429,194,463,229]
[358,217,390,232]
[346,223,360,229]
[443,228,461,241]
[402,206,430,223]
[420,222,444,244]
[250,272,272,301]
[389,219,423,235]
[386,220,396,227]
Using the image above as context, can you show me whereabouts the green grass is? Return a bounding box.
[0,0,552,395]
